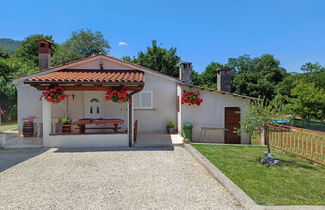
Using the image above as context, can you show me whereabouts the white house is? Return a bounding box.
[11,39,254,148]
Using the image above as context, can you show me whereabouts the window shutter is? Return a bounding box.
[133,94,141,108]
[142,92,152,108]
[133,91,153,109]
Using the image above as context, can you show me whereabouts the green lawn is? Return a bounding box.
[192,144,325,205]
[0,121,18,132]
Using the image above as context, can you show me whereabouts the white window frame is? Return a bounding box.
[134,90,154,110]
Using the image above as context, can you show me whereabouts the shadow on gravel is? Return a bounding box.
[54,146,175,153]
[0,148,49,173]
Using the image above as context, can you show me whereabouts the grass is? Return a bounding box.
[192,144,325,205]
[0,121,18,132]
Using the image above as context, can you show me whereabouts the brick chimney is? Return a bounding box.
[35,39,53,70]
[179,62,192,84]
[217,67,232,92]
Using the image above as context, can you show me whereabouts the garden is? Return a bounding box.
[192,144,325,205]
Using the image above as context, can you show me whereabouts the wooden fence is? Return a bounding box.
[268,124,325,164]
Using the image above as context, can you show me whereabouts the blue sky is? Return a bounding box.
[0,0,324,73]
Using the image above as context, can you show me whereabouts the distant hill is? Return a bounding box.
[0,38,21,54]
[289,72,301,75]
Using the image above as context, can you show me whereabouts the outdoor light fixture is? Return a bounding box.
[99,60,104,70]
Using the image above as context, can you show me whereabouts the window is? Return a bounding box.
[40,43,46,48]
[90,98,99,102]
[133,91,153,109]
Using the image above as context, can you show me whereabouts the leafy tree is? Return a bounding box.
[52,45,84,66]
[273,74,297,104]
[198,62,223,89]
[192,70,201,86]
[0,48,10,59]
[52,29,110,66]
[0,57,37,121]
[300,62,325,89]
[238,99,286,153]
[228,54,287,100]
[121,56,133,63]
[286,81,325,121]
[301,62,324,73]
[15,34,55,66]
[126,40,180,77]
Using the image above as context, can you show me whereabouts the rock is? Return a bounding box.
[261,151,280,166]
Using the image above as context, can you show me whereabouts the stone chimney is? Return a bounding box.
[179,62,192,84]
[35,39,53,71]
[217,67,232,92]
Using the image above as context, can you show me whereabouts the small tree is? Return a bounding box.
[238,99,286,154]
[52,29,110,66]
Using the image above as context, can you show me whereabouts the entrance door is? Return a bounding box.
[84,92,104,119]
[224,107,241,144]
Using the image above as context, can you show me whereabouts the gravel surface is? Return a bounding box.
[0,146,242,209]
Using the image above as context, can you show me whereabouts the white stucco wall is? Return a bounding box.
[134,73,178,133]
[17,85,84,133]
[68,58,133,70]
[180,85,250,144]
[17,85,42,132]
[46,134,128,147]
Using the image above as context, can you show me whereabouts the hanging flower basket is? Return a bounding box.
[105,87,131,104]
[181,90,203,106]
[39,86,69,104]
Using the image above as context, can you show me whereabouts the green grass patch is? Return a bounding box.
[0,121,18,132]
[192,144,325,205]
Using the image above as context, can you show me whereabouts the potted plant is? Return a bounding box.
[166,121,175,134]
[183,138,191,144]
[22,116,36,137]
[59,116,72,133]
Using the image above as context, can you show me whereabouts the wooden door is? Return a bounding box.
[224,107,241,144]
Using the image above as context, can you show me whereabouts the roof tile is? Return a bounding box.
[25,69,144,84]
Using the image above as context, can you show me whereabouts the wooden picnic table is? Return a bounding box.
[72,118,124,134]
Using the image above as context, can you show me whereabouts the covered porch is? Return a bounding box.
[23,69,145,147]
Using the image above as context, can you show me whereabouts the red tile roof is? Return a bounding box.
[25,69,144,84]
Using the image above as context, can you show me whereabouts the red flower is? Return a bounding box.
[181,90,202,106]
[40,85,69,104]
[105,87,130,104]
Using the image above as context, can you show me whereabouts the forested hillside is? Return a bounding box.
[0,38,21,54]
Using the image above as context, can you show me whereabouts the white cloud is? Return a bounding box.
[118,41,128,46]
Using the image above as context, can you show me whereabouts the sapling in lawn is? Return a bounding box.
[237,99,286,166]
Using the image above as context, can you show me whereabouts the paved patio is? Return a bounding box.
[0,146,241,209]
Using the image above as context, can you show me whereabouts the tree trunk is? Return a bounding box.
[264,126,271,153]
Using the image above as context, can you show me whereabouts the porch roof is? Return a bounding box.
[24,69,144,85]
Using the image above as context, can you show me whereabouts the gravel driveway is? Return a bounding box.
[0,146,242,209]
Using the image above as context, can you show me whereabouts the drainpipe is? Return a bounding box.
[128,85,144,147]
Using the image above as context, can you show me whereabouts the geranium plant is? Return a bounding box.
[0,109,6,116]
[39,86,69,104]
[181,90,203,106]
[105,86,130,104]
[22,115,36,122]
